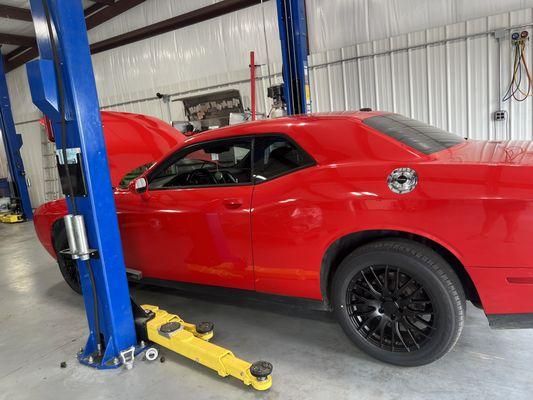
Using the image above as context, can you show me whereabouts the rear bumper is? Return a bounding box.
[467,266,533,314]
[487,313,533,329]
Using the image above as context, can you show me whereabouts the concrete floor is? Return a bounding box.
[1,222,533,400]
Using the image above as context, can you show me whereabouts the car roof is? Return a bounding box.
[180,111,388,146]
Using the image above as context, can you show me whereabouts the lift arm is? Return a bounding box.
[137,304,273,391]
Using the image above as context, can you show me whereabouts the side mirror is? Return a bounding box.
[129,177,148,194]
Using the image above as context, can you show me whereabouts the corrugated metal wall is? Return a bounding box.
[4,3,533,207]
[308,8,533,141]
[98,65,284,123]
[305,0,533,54]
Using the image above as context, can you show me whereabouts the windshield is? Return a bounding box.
[364,114,464,155]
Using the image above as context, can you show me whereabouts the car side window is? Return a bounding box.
[118,162,153,189]
[149,138,252,190]
[253,136,314,182]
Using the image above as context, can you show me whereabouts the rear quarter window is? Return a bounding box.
[363,114,464,155]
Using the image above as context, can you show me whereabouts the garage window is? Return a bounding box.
[253,136,315,182]
[363,114,464,155]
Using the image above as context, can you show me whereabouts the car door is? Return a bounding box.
[250,134,319,298]
[117,136,255,290]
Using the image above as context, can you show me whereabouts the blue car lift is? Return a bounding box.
[276,0,311,115]
[23,1,273,388]
[0,52,33,220]
[26,0,137,368]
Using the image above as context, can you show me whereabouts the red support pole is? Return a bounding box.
[250,51,256,121]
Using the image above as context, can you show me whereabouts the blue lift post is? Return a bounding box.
[276,0,311,115]
[26,0,138,368]
[0,52,33,220]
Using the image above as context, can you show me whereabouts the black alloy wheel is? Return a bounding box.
[58,253,82,294]
[55,228,82,294]
[332,239,465,366]
[346,265,435,352]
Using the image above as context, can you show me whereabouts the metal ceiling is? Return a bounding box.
[1,0,267,72]
[0,1,96,55]
[0,0,150,71]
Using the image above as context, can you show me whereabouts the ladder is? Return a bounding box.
[40,124,61,202]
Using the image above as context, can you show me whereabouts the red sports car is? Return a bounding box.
[34,110,533,366]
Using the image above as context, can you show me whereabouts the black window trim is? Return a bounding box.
[146,133,316,191]
[251,133,316,185]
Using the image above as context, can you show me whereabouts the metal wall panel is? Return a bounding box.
[306,0,533,54]
[308,9,533,141]
[6,4,533,207]
[15,121,45,207]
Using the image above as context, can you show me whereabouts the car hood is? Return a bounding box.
[435,139,533,165]
[98,112,184,186]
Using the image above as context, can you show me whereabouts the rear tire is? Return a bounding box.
[53,229,82,294]
[332,239,465,366]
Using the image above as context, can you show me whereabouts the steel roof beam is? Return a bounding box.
[91,0,270,54]
[4,0,146,72]
[0,4,32,22]
[0,33,36,47]
[4,0,267,71]
[85,0,144,30]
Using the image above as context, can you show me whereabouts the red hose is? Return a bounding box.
[250,51,256,121]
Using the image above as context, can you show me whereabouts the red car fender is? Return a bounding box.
[34,199,68,258]
[322,223,466,266]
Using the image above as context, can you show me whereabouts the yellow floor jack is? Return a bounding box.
[131,302,273,391]
[0,213,24,223]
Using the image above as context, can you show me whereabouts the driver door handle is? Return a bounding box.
[223,198,243,209]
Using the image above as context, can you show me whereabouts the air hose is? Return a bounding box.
[503,31,533,102]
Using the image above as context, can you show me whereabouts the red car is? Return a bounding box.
[34,110,533,366]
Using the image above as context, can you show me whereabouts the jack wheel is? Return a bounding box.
[196,321,214,334]
[145,347,159,362]
[250,361,273,380]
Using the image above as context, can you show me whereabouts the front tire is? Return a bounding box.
[332,239,465,366]
[53,229,82,294]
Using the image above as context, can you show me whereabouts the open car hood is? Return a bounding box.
[44,111,183,187]
[100,112,184,186]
